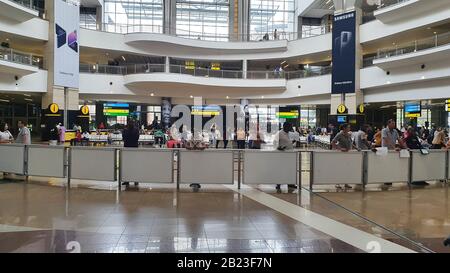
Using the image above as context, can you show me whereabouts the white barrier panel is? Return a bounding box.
[0,145,25,174]
[121,149,173,183]
[70,147,116,181]
[412,150,447,182]
[243,150,298,185]
[366,151,409,184]
[179,150,234,184]
[312,151,363,185]
[27,145,66,178]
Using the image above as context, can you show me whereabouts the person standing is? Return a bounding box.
[382,119,405,151]
[355,125,371,151]
[273,29,278,40]
[331,124,355,189]
[0,122,13,144]
[122,121,140,186]
[274,122,296,192]
[236,128,246,149]
[432,128,446,149]
[16,120,31,145]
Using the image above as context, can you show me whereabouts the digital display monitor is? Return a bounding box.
[276,110,299,119]
[337,116,347,123]
[404,103,421,118]
[191,105,221,116]
[103,103,130,116]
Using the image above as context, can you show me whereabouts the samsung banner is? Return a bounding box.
[54,0,79,89]
[331,11,356,94]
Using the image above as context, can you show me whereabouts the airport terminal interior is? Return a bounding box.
[0,0,450,254]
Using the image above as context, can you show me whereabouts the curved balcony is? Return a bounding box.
[373,31,450,69]
[0,46,42,75]
[79,64,332,99]
[80,24,330,56]
[79,63,332,81]
[0,0,40,22]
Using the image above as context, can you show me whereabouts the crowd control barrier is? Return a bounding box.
[27,145,66,178]
[0,144,26,175]
[120,148,174,185]
[365,151,409,185]
[0,144,449,192]
[178,150,236,186]
[69,147,117,182]
[243,150,299,185]
[311,151,364,187]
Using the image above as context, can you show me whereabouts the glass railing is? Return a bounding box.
[79,63,332,81]
[375,31,450,59]
[362,0,413,24]
[376,0,413,10]
[9,0,44,16]
[81,23,330,42]
[0,46,43,68]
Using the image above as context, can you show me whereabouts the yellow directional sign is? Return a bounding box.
[337,104,347,114]
[358,104,365,114]
[49,103,59,114]
[81,105,89,115]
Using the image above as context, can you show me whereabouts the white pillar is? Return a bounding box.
[242,59,247,79]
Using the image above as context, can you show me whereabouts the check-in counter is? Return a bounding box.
[243,150,298,185]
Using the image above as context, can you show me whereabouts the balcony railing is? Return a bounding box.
[0,46,43,68]
[81,23,330,42]
[363,0,413,24]
[9,0,45,17]
[80,63,332,81]
[375,31,450,59]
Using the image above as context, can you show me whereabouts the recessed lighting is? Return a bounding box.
[261,96,265,99]
[226,96,229,99]
[190,95,193,98]
[6,38,9,41]
[421,76,425,79]
[150,93,154,96]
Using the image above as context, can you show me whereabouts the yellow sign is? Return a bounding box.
[405,113,421,118]
[81,105,89,115]
[49,103,59,114]
[337,104,347,114]
[185,61,195,70]
[358,104,365,114]
[211,62,221,71]
[446,99,450,112]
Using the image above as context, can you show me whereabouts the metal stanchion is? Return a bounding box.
[237,150,241,190]
[309,151,314,191]
[66,147,71,189]
[176,150,180,190]
[117,149,121,191]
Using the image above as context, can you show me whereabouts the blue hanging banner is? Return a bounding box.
[332,11,356,94]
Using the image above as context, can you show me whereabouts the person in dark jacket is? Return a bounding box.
[404,128,429,186]
[122,121,140,186]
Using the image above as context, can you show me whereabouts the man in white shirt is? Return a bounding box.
[16,120,31,145]
[274,123,295,192]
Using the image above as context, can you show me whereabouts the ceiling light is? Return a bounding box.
[261,96,265,99]
[0,99,10,103]
[24,98,33,102]
[280,61,287,65]
[190,95,193,98]
[150,93,154,96]
[23,94,31,97]
[226,96,229,99]
[121,56,126,61]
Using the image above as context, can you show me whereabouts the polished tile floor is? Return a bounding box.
[0,174,448,253]
[0,178,364,253]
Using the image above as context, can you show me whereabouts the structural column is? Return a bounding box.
[43,0,79,120]
[330,5,363,116]
[164,0,177,35]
